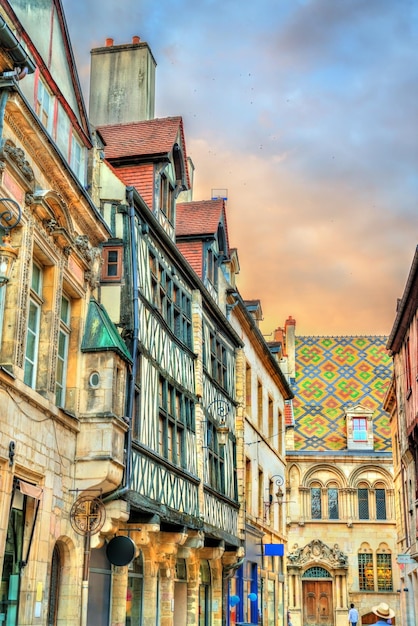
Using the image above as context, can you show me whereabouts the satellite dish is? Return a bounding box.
[106,536,136,566]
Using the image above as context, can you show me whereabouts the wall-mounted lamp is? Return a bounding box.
[264,475,285,518]
[204,398,231,447]
[0,197,21,286]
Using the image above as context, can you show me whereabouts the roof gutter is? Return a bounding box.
[0,15,36,75]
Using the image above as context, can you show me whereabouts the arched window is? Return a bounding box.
[375,482,387,520]
[357,482,369,520]
[47,544,62,626]
[376,546,392,591]
[310,482,322,519]
[327,482,339,520]
[302,567,331,578]
[358,547,374,591]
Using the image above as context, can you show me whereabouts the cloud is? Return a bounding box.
[62,0,418,336]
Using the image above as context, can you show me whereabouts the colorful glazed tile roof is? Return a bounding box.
[293,336,392,451]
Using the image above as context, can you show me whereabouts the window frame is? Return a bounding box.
[352,417,368,441]
[55,295,71,407]
[101,246,123,282]
[24,262,43,389]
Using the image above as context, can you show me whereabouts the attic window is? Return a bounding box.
[346,405,374,450]
[352,417,368,441]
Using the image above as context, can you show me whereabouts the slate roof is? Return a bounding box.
[293,335,392,451]
[81,299,132,363]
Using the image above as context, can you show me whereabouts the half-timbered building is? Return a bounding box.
[86,36,245,626]
[177,201,294,626]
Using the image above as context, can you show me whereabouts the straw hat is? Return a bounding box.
[372,602,395,620]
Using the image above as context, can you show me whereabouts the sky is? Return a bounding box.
[62,0,418,337]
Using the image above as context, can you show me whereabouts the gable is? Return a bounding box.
[5,0,90,136]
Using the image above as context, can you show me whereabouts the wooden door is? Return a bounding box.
[303,580,333,626]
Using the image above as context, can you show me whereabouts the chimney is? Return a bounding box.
[284,316,296,381]
[89,36,156,127]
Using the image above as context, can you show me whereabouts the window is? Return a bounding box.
[158,376,194,466]
[328,487,339,519]
[352,417,368,441]
[55,295,70,406]
[24,263,43,388]
[245,458,252,514]
[375,488,386,520]
[358,552,374,591]
[36,78,53,133]
[311,486,322,519]
[405,337,412,394]
[358,487,369,519]
[56,104,70,157]
[149,253,192,348]
[206,247,217,286]
[101,247,123,281]
[210,333,228,389]
[159,174,174,222]
[376,553,392,591]
[70,134,86,183]
[1,480,42,625]
[258,469,264,518]
[257,380,263,428]
[127,552,144,626]
[268,396,274,439]
[206,419,226,494]
[245,362,251,414]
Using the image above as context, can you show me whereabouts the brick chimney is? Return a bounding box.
[89,36,156,126]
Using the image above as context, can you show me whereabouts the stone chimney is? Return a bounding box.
[284,316,296,381]
[89,36,156,127]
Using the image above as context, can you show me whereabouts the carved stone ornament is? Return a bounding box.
[287,539,348,568]
[0,139,34,182]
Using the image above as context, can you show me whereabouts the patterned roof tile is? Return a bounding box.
[293,336,392,451]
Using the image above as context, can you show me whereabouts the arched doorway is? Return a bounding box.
[302,567,333,626]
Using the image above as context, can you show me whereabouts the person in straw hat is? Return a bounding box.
[371,602,395,625]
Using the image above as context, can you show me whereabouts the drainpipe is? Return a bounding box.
[103,186,139,502]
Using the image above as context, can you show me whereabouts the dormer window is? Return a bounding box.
[352,417,368,441]
[346,404,374,450]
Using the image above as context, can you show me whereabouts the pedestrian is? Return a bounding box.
[371,602,395,625]
[348,603,359,626]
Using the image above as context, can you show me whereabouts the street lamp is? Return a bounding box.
[203,398,230,447]
[0,197,21,286]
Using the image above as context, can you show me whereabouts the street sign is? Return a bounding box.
[397,554,415,564]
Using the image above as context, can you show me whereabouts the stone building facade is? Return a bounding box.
[0,3,131,625]
[273,319,398,626]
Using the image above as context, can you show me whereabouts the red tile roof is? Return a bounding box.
[176,199,229,244]
[97,117,184,159]
[176,241,203,276]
